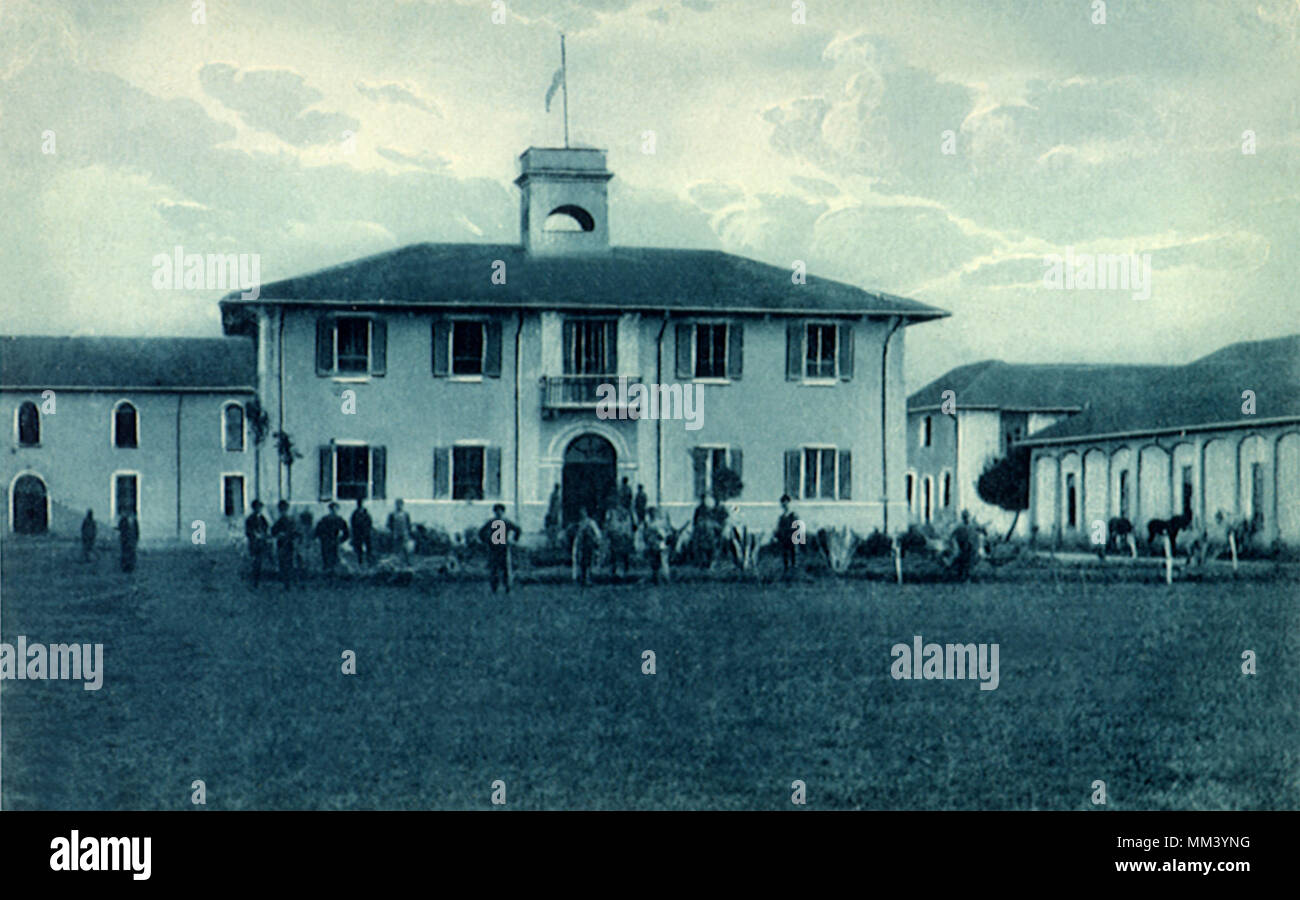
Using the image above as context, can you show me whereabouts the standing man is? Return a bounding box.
[948,510,978,582]
[80,509,97,562]
[350,498,373,568]
[618,477,633,517]
[572,506,602,588]
[633,484,648,531]
[478,503,522,593]
[642,507,669,585]
[604,499,634,578]
[387,498,412,566]
[117,509,139,573]
[314,502,350,577]
[775,494,799,574]
[271,500,297,590]
[245,500,270,587]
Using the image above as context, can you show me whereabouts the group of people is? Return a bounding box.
[243,496,406,588]
[79,508,140,573]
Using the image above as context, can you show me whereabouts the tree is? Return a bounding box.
[976,445,1031,541]
[245,398,271,503]
[273,430,304,501]
[712,465,743,503]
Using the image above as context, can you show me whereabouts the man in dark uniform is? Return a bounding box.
[478,503,522,593]
[314,502,350,576]
[949,511,979,582]
[633,484,648,531]
[775,494,799,573]
[80,509,97,562]
[350,498,373,568]
[271,500,297,589]
[245,500,270,587]
[117,510,139,573]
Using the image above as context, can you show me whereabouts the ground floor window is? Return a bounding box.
[785,447,851,501]
[320,444,387,501]
[113,473,139,519]
[222,475,246,517]
[1065,473,1077,529]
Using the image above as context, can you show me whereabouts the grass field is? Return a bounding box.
[2,540,1298,810]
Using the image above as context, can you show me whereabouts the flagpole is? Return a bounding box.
[561,34,569,149]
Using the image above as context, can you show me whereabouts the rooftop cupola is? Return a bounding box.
[515,146,613,256]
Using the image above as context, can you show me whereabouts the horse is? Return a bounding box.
[1147,508,1193,554]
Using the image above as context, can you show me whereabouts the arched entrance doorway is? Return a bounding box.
[12,474,49,534]
[563,434,616,525]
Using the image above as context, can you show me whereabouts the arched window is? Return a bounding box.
[113,401,138,449]
[543,205,595,233]
[17,401,40,446]
[223,402,245,451]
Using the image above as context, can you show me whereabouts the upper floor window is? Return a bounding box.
[17,401,40,446]
[223,402,245,451]
[564,318,617,376]
[316,316,386,377]
[921,415,933,447]
[433,318,502,378]
[786,322,854,382]
[675,322,743,381]
[113,401,138,449]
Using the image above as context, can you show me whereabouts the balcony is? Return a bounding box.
[541,374,642,414]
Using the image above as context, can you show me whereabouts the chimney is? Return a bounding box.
[514,147,613,256]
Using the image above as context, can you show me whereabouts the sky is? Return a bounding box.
[1,0,1296,389]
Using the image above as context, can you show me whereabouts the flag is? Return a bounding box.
[544,67,564,112]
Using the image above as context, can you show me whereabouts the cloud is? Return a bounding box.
[199,62,359,146]
[356,80,442,116]
[377,147,451,172]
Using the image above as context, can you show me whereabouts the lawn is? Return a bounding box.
[2,539,1298,809]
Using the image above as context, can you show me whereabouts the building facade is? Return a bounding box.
[1,337,256,541]
[220,146,947,539]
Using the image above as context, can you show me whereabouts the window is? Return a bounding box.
[453,446,486,500]
[336,318,369,373]
[1249,462,1264,528]
[320,444,387,501]
[222,475,246,517]
[1066,473,1077,529]
[805,324,837,380]
[563,319,617,375]
[1181,465,1194,516]
[17,401,40,446]
[787,322,853,382]
[317,316,386,376]
[942,470,952,508]
[921,416,932,448]
[923,476,934,523]
[451,322,486,376]
[223,403,245,451]
[433,445,502,500]
[113,473,139,518]
[905,472,916,513]
[113,402,138,448]
[692,446,742,499]
[695,324,727,379]
[784,447,851,501]
[1118,470,1131,520]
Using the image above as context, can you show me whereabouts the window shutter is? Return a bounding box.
[838,450,852,500]
[729,448,743,482]
[838,324,854,381]
[786,323,802,381]
[433,447,450,498]
[675,323,693,380]
[370,319,387,376]
[370,446,386,500]
[784,449,801,497]
[485,446,502,497]
[432,320,450,376]
[692,447,708,499]
[484,321,503,378]
[727,322,743,379]
[316,318,334,375]
[318,445,333,500]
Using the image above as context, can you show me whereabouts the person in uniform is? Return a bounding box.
[775,494,799,574]
[572,507,602,588]
[478,503,522,593]
[387,498,413,566]
[117,510,139,573]
[80,510,97,562]
[245,500,270,587]
[271,500,297,590]
[313,502,350,576]
[350,498,373,568]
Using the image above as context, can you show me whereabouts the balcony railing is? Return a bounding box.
[542,374,642,411]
